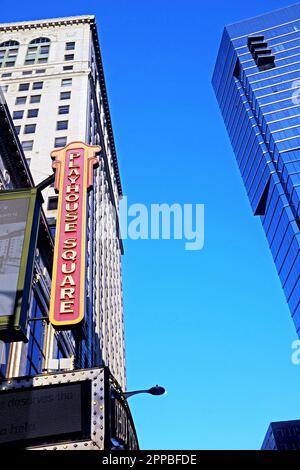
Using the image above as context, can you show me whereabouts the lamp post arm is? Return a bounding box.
[123,389,150,399]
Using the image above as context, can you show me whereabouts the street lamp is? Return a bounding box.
[123,385,166,399]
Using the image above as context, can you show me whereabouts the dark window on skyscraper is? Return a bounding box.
[47,196,59,210]
[30,95,41,103]
[233,59,240,78]
[24,124,36,134]
[27,109,39,118]
[60,91,71,100]
[61,78,72,87]
[22,140,33,151]
[15,96,27,105]
[58,105,70,114]
[64,54,74,61]
[56,120,68,130]
[66,42,75,50]
[25,37,51,65]
[19,83,29,91]
[13,110,24,119]
[26,296,46,376]
[32,81,43,90]
[54,136,67,148]
[0,40,19,68]
[0,343,9,378]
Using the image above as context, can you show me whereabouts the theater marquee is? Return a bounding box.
[49,142,101,329]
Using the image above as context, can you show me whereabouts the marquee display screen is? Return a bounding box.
[0,381,91,447]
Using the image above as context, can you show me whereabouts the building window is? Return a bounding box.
[36,69,46,74]
[26,158,31,167]
[58,105,69,114]
[26,296,46,376]
[64,54,74,61]
[15,96,26,105]
[66,42,75,50]
[56,120,68,130]
[63,65,73,71]
[22,140,33,151]
[47,196,59,211]
[1,72,12,78]
[40,44,50,55]
[61,78,72,87]
[13,110,24,119]
[24,124,36,134]
[30,95,41,103]
[0,343,9,379]
[14,125,21,135]
[32,81,43,90]
[27,109,39,118]
[0,85,8,93]
[25,37,51,65]
[22,70,32,75]
[19,83,29,91]
[54,136,67,148]
[0,40,19,68]
[60,91,71,100]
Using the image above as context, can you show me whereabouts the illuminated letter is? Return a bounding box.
[60,287,75,300]
[65,213,78,222]
[66,202,79,212]
[67,184,79,193]
[60,300,74,314]
[64,238,77,249]
[62,262,76,274]
[61,274,75,286]
[65,222,77,232]
[66,193,79,202]
[62,250,77,261]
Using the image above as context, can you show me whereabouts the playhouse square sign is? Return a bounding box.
[49,142,100,329]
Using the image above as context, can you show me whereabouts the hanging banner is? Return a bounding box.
[49,142,100,329]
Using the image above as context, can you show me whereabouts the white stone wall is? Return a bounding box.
[0,17,126,389]
[0,20,91,217]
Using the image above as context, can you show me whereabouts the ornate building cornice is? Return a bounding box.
[0,15,95,32]
[0,15,123,196]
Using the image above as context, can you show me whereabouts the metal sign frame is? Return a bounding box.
[0,380,92,448]
[0,188,42,343]
[0,368,105,450]
[0,367,139,450]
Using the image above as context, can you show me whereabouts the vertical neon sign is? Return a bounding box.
[49,142,100,329]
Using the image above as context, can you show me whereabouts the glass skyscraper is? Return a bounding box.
[262,419,300,450]
[213,3,300,336]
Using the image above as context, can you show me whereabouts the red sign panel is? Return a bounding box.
[49,142,100,329]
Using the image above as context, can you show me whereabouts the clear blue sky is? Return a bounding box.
[4,0,300,450]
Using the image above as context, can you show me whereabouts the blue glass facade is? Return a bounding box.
[262,419,300,450]
[213,3,300,336]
